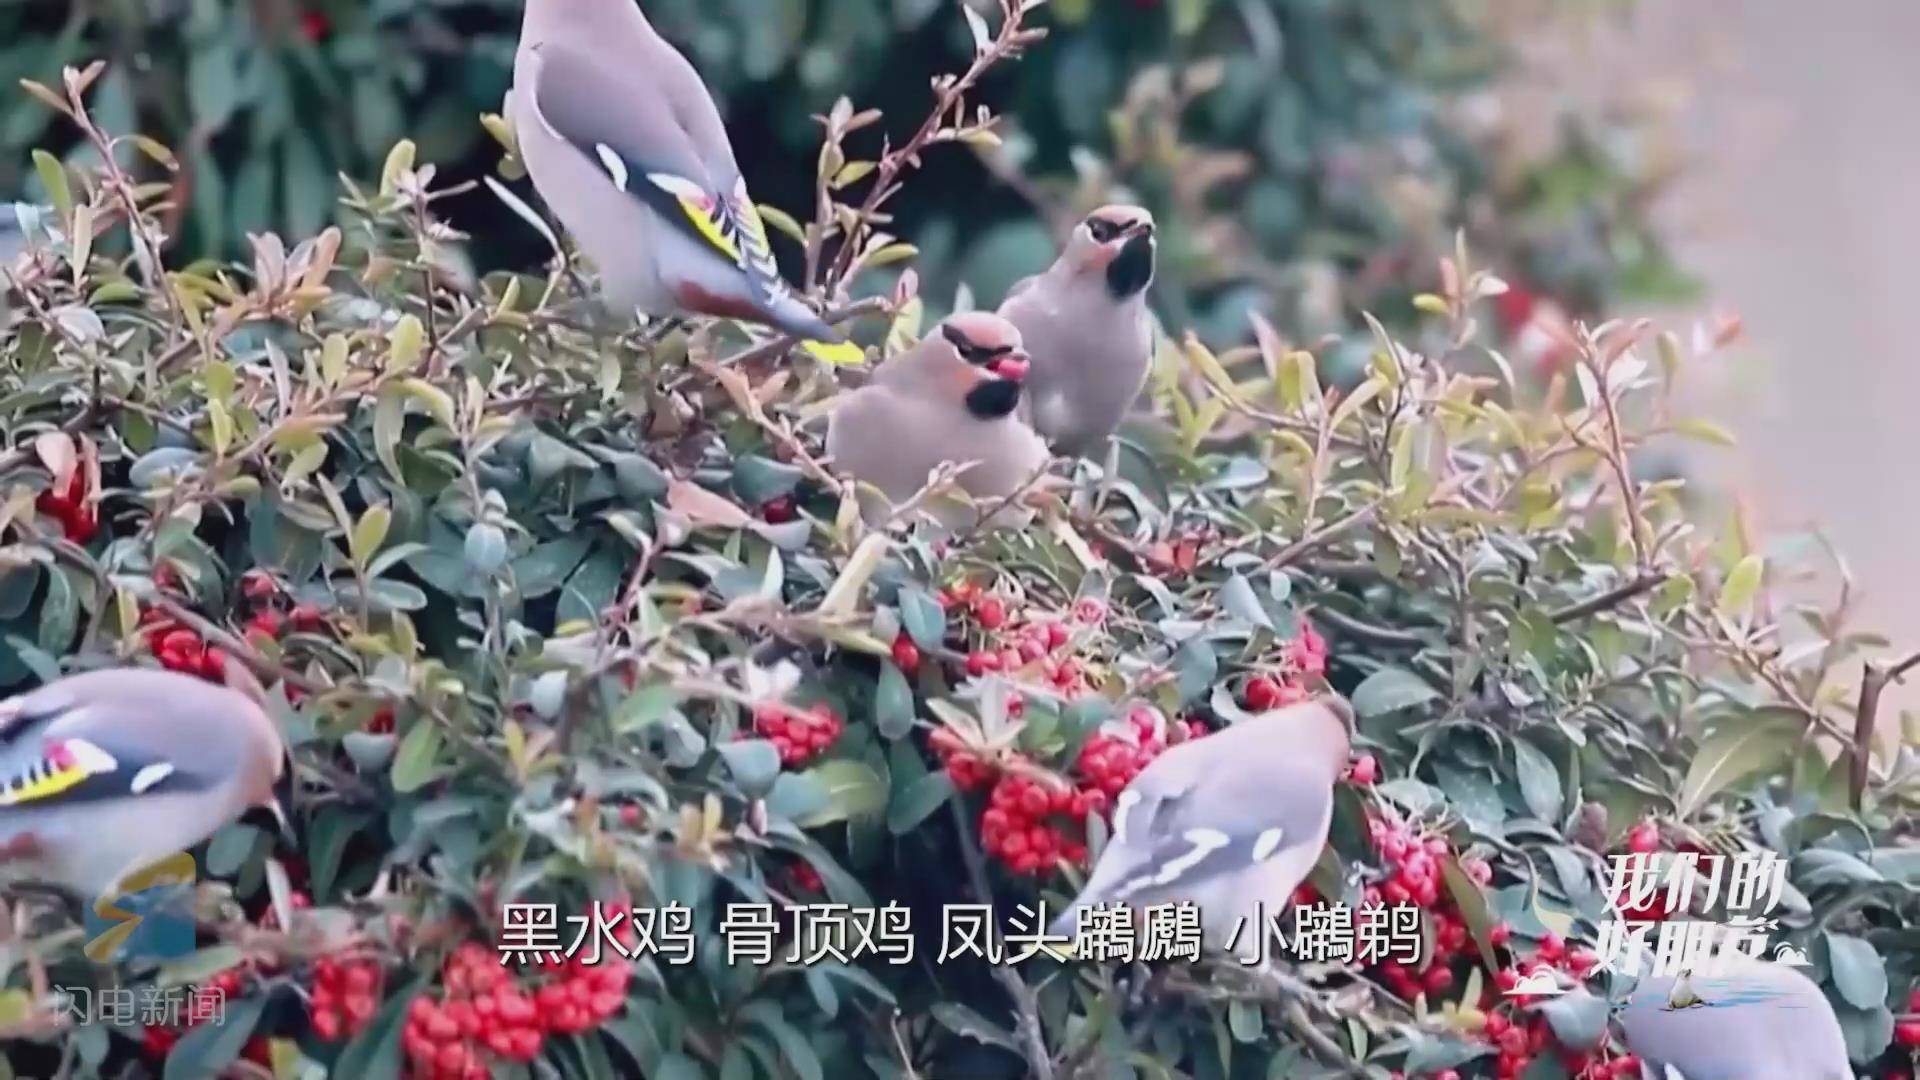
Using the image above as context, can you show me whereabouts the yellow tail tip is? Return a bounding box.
[800,339,866,366]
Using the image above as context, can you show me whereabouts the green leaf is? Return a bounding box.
[1533,987,1607,1052]
[613,683,681,733]
[31,150,71,221]
[1718,554,1764,620]
[157,944,246,989]
[332,977,423,1080]
[1218,574,1273,630]
[1827,932,1888,1010]
[930,1002,1021,1054]
[1351,667,1439,718]
[351,505,392,568]
[886,770,953,835]
[1174,637,1218,704]
[1511,737,1564,822]
[386,314,425,372]
[897,587,946,650]
[1677,715,1800,818]
[163,994,264,1080]
[391,720,444,794]
[718,740,782,798]
[873,661,915,740]
[1441,854,1500,973]
[463,522,509,576]
[654,1053,705,1080]
[793,760,887,828]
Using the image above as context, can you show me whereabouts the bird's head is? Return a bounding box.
[932,312,1032,420]
[1067,204,1156,300]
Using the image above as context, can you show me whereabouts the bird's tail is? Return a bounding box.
[763,293,843,344]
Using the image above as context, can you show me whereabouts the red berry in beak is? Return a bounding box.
[990,355,1029,381]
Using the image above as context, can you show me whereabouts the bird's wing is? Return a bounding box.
[0,691,194,808]
[525,41,788,310]
[1073,741,1331,908]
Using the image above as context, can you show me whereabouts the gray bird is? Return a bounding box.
[1049,698,1352,954]
[509,0,845,346]
[825,312,1048,522]
[999,204,1157,458]
[0,667,286,899]
[1617,951,1852,1080]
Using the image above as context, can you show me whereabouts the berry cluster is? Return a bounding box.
[140,607,229,681]
[978,772,1090,876]
[141,968,271,1068]
[1894,987,1920,1053]
[751,703,844,767]
[944,586,1082,693]
[1241,621,1328,712]
[36,464,98,543]
[308,955,384,1042]
[1362,816,1631,1078]
[402,937,630,1079]
[931,705,1206,877]
[1075,705,1203,799]
[237,569,328,645]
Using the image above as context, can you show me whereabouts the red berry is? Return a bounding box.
[760,496,796,523]
[1626,821,1660,854]
[1424,966,1454,993]
[965,651,996,677]
[1896,1021,1920,1048]
[289,603,325,631]
[1243,675,1282,711]
[1489,921,1512,947]
[973,596,1006,630]
[1348,753,1378,786]
[890,635,921,675]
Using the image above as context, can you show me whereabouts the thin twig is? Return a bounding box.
[1850,649,1920,808]
[946,798,1056,1080]
[1548,571,1668,625]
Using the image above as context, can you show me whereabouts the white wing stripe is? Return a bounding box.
[130,762,175,794]
[1251,827,1287,862]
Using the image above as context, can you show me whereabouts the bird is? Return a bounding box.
[1619,950,1852,1080]
[825,311,1049,524]
[0,665,287,900]
[1048,698,1352,955]
[508,0,852,354]
[998,204,1158,459]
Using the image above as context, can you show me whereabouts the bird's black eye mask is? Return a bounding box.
[1105,229,1156,300]
[1086,217,1123,244]
[963,378,1022,421]
[941,323,1016,367]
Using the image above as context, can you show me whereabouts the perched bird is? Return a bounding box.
[998,205,1157,458]
[825,312,1048,523]
[509,0,847,349]
[1049,698,1351,953]
[1617,951,1852,1080]
[0,666,286,898]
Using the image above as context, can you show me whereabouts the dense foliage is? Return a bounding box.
[3,5,1919,1080]
[1,0,1688,358]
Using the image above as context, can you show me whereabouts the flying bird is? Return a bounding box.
[509,0,852,356]
[0,666,286,899]
[1049,698,1351,955]
[999,204,1158,458]
[826,312,1049,525]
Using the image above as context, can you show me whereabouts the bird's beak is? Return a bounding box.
[1125,220,1154,240]
[988,349,1031,382]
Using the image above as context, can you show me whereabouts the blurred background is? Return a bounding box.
[3,0,1913,699]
